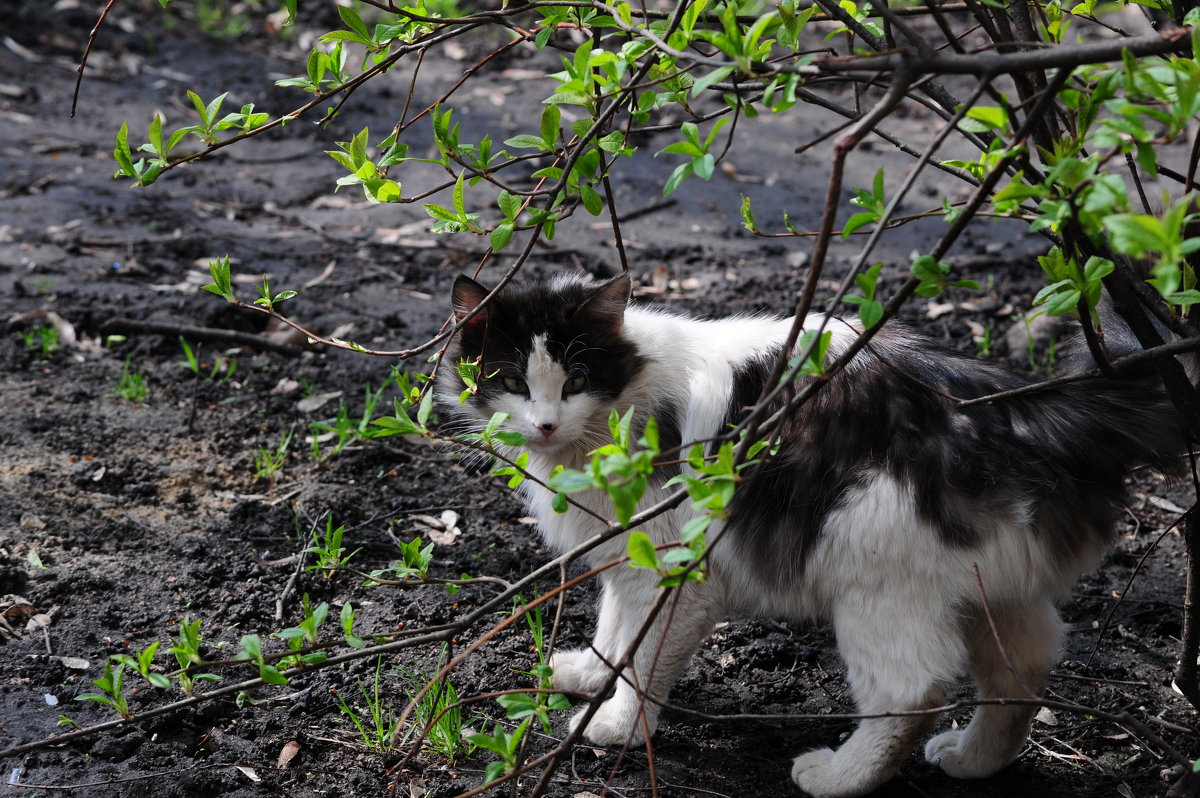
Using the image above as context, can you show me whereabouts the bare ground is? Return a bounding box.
[1,2,1198,796]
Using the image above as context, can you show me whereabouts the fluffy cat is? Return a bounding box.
[436,271,1188,798]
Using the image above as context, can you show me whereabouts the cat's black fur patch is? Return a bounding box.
[449,275,647,406]
[724,326,1185,583]
[649,401,684,482]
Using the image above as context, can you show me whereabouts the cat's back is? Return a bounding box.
[622,304,840,369]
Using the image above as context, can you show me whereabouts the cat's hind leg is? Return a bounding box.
[792,601,956,798]
[924,599,1061,779]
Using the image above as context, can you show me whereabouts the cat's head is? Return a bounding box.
[439,273,644,455]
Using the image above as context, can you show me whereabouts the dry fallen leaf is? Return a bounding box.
[1147,495,1187,515]
[27,613,53,631]
[650,266,669,294]
[412,511,462,546]
[270,378,301,395]
[297,391,343,414]
[19,514,46,530]
[1,595,34,623]
[277,739,301,769]
[925,301,957,319]
[234,765,261,783]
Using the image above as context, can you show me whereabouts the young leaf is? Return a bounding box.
[540,104,561,150]
[626,531,658,569]
[113,123,135,177]
[490,222,514,252]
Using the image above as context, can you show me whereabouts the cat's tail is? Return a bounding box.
[1060,298,1200,381]
[1053,300,1197,476]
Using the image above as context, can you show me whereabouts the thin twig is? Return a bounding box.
[276,515,321,623]
[98,317,306,356]
[973,563,1037,698]
[71,0,119,117]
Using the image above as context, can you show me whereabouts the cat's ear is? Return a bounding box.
[576,274,631,335]
[451,275,492,330]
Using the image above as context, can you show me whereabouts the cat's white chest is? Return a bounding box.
[522,480,605,552]
[519,454,635,562]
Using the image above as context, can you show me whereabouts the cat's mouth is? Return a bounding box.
[522,433,569,453]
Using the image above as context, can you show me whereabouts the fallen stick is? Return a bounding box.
[99,317,308,356]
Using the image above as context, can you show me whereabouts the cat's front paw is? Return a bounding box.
[791,748,870,798]
[924,729,1007,779]
[792,748,837,797]
[550,649,611,694]
[568,697,655,746]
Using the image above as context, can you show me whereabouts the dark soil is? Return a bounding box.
[1,2,1197,796]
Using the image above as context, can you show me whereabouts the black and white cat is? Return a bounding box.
[437,271,1187,798]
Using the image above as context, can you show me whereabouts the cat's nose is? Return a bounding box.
[538,422,559,438]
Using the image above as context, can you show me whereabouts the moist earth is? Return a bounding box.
[1,2,1197,796]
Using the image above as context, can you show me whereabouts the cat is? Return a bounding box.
[435,271,1188,798]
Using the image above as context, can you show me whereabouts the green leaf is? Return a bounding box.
[659,141,705,158]
[597,131,626,153]
[113,123,135,176]
[842,211,877,238]
[579,184,604,216]
[490,222,514,252]
[1167,289,1200,307]
[337,4,371,40]
[740,195,758,233]
[640,416,660,454]
[417,390,433,429]
[348,127,369,168]
[540,104,561,150]
[372,402,423,436]
[542,91,593,107]
[202,255,234,300]
[1043,287,1081,315]
[662,162,694,197]
[690,65,734,97]
[858,300,883,329]
[661,547,698,563]
[626,531,658,569]
[1104,214,1166,256]
[497,692,538,718]
[547,469,596,493]
[424,204,461,223]
[259,664,289,685]
[959,105,1009,133]
[452,171,467,217]
[503,134,549,150]
[148,113,165,158]
[497,190,521,221]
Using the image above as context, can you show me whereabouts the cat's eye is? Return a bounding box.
[502,375,528,394]
[563,375,586,395]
